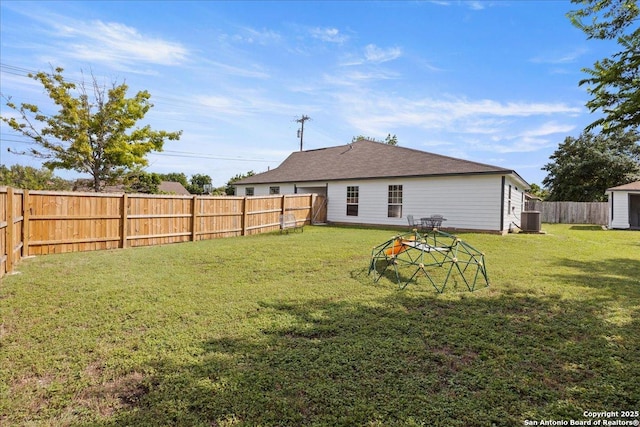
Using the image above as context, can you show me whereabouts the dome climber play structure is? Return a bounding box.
[368,228,489,293]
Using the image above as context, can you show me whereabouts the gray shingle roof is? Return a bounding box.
[237,139,525,185]
[607,180,640,191]
[159,181,190,195]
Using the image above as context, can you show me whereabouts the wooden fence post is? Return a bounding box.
[6,187,14,274]
[310,194,316,224]
[191,195,198,241]
[22,190,30,257]
[242,197,248,236]
[120,193,128,248]
[281,194,287,214]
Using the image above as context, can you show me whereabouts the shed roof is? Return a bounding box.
[236,139,528,186]
[607,180,640,191]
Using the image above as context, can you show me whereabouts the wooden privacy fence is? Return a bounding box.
[0,187,327,277]
[525,200,608,225]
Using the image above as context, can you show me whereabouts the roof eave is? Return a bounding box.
[235,169,528,186]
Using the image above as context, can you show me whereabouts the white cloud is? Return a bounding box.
[329,90,582,154]
[519,122,576,138]
[51,20,189,67]
[429,1,492,10]
[468,1,486,10]
[200,59,270,79]
[220,27,281,46]
[2,9,189,71]
[364,44,402,63]
[530,48,587,64]
[194,91,299,117]
[310,27,348,43]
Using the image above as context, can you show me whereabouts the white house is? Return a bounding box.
[606,180,640,230]
[234,140,530,234]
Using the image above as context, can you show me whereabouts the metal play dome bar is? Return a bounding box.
[368,228,489,293]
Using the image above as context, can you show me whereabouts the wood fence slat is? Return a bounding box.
[29,237,122,245]
[127,214,192,219]
[127,231,192,240]
[29,215,122,220]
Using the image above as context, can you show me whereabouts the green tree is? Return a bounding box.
[187,173,212,195]
[158,172,189,188]
[568,0,640,133]
[0,164,72,190]
[383,133,398,146]
[352,134,398,145]
[542,130,640,201]
[527,183,550,200]
[124,170,161,194]
[224,170,255,195]
[1,67,182,192]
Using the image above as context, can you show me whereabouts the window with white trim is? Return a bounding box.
[388,185,403,218]
[269,186,280,195]
[346,186,359,216]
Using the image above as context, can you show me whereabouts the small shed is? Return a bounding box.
[606,181,640,230]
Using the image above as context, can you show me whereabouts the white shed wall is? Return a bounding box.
[609,191,630,229]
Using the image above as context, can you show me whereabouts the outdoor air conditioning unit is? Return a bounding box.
[521,211,541,233]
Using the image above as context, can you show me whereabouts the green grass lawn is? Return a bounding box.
[1,224,638,426]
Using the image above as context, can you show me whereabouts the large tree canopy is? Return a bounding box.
[568,0,640,133]
[1,67,182,191]
[542,130,640,201]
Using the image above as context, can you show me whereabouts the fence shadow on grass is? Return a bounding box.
[96,293,639,427]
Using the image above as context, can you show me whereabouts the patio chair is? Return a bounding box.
[407,215,419,228]
[430,214,445,228]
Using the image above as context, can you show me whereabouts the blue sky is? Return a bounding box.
[0,1,618,188]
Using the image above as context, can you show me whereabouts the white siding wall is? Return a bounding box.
[503,176,527,232]
[327,175,508,231]
[609,191,630,229]
[235,183,296,196]
[237,175,526,232]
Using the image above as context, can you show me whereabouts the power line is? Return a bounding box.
[154,150,276,162]
[0,136,277,163]
[1,63,283,164]
[0,63,240,127]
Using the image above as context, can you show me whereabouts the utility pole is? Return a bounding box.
[295,114,310,151]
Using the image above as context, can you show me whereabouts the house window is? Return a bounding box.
[245,187,254,196]
[346,186,359,216]
[269,186,280,195]
[388,185,403,218]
